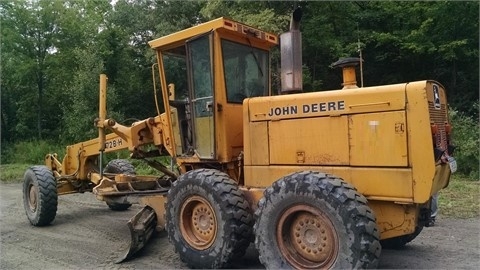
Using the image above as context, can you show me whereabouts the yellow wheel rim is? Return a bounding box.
[180,195,217,250]
[277,205,338,269]
[28,183,38,212]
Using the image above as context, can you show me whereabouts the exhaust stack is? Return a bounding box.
[332,57,363,89]
[280,8,303,94]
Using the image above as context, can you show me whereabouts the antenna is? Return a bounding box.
[357,23,364,87]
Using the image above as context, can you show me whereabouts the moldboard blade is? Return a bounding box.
[116,206,157,263]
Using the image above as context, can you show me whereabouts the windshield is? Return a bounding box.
[222,39,269,103]
[162,52,188,100]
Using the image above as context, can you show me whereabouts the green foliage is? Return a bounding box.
[354,1,479,114]
[0,140,170,178]
[439,174,480,218]
[61,47,111,143]
[201,1,289,34]
[1,140,65,165]
[0,164,30,182]
[449,104,480,180]
[130,157,173,175]
[1,0,478,156]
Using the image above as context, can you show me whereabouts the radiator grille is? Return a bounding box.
[428,102,448,151]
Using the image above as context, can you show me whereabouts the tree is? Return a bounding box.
[1,0,62,140]
[62,46,121,143]
[1,0,478,148]
[348,1,478,115]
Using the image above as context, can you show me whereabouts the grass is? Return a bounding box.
[438,174,480,218]
[0,161,163,182]
[0,164,30,183]
[1,164,478,218]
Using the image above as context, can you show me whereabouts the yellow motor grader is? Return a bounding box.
[23,9,456,269]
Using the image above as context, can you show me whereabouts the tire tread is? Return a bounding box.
[254,171,381,269]
[23,166,58,226]
[166,169,253,268]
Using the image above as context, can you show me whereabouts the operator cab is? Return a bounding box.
[149,18,278,163]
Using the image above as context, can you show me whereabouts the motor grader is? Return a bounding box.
[23,9,456,269]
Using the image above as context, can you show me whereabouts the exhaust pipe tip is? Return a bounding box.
[280,7,303,94]
[290,7,302,30]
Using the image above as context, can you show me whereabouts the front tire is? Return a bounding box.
[165,169,253,268]
[23,166,58,226]
[254,171,381,269]
[104,159,135,175]
[103,159,135,211]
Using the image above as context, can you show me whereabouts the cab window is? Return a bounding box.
[221,40,269,103]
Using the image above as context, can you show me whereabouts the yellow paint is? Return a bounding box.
[243,80,452,203]
[149,18,277,50]
[246,84,406,122]
[194,116,214,158]
[369,200,419,239]
[269,116,349,165]
[170,108,183,154]
[140,195,167,231]
[243,165,413,199]
[341,66,358,89]
[243,121,269,166]
[349,111,408,166]
[45,16,454,244]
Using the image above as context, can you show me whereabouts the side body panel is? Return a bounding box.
[243,80,452,239]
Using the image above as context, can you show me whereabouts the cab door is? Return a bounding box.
[186,34,215,159]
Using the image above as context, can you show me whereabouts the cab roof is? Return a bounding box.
[148,17,278,50]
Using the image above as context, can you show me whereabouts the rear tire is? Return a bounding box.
[103,159,135,211]
[23,166,58,226]
[166,169,253,268]
[254,171,381,269]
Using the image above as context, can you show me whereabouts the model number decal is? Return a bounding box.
[105,138,123,149]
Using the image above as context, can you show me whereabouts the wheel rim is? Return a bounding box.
[28,183,38,212]
[180,195,217,250]
[277,205,339,269]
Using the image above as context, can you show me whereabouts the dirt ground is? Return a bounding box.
[1,182,479,269]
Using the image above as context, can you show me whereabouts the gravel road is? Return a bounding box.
[1,182,479,269]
